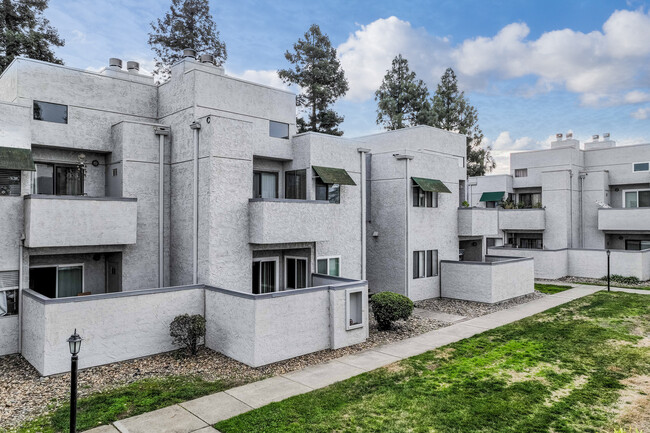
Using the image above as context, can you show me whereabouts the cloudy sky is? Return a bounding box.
[46,0,650,173]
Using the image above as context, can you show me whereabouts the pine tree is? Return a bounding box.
[278,24,349,136]
[375,54,430,130]
[148,0,226,81]
[0,0,64,74]
[429,68,495,176]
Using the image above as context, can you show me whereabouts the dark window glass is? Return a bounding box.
[633,162,649,172]
[315,178,328,201]
[55,165,84,195]
[269,121,289,139]
[35,163,54,194]
[285,170,306,199]
[253,171,278,199]
[315,178,340,203]
[639,191,650,208]
[0,169,21,196]
[413,183,434,208]
[33,101,68,124]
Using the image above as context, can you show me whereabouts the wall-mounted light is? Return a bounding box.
[91,160,99,167]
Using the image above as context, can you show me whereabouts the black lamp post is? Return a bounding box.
[606,250,611,292]
[67,329,82,433]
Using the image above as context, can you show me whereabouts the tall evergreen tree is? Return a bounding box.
[148,0,226,81]
[0,0,64,74]
[278,24,349,136]
[429,68,495,176]
[375,54,430,130]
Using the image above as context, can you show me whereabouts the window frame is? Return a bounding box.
[632,162,649,173]
[345,288,364,330]
[252,170,279,199]
[315,177,340,203]
[33,100,68,124]
[284,256,308,290]
[413,250,438,279]
[33,162,85,195]
[29,263,85,298]
[316,256,341,277]
[252,257,279,294]
[269,120,290,139]
[622,189,650,208]
[285,169,306,200]
[0,169,21,197]
[412,181,438,208]
[514,168,528,178]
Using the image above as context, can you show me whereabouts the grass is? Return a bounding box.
[534,283,572,294]
[216,292,650,433]
[574,280,650,291]
[9,375,243,433]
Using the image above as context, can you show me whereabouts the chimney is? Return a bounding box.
[126,61,140,73]
[183,48,197,60]
[556,133,563,140]
[592,134,600,141]
[585,133,615,150]
[109,58,123,70]
[200,54,215,65]
[566,132,573,139]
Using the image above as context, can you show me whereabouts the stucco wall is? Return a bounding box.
[488,247,569,279]
[457,208,499,237]
[0,315,18,356]
[499,209,545,231]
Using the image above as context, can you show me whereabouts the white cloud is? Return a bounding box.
[229,69,292,91]
[631,107,650,119]
[486,132,555,174]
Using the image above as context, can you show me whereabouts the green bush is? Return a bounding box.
[170,314,206,355]
[600,274,640,285]
[461,200,469,208]
[370,292,413,330]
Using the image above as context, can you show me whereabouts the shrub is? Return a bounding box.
[370,292,414,330]
[600,274,640,285]
[169,314,206,356]
[461,201,469,208]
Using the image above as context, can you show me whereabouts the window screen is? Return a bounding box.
[0,169,21,196]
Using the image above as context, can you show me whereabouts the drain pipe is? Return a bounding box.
[17,239,24,353]
[358,148,371,280]
[578,172,587,248]
[190,121,201,284]
[394,154,414,298]
[154,127,170,288]
[569,170,574,248]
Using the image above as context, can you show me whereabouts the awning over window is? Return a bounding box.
[0,147,35,171]
[479,191,505,202]
[411,177,451,193]
[312,166,356,186]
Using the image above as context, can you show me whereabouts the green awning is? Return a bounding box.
[0,147,35,171]
[411,177,451,193]
[479,191,505,202]
[312,166,356,186]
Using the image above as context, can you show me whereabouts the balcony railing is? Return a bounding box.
[24,195,137,248]
[457,207,499,237]
[598,207,650,232]
[498,208,545,231]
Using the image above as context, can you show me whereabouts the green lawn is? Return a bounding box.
[216,292,650,433]
[574,281,650,291]
[10,375,244,433]
[534,283,573,294]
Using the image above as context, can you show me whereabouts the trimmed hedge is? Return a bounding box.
[369,292,414,330]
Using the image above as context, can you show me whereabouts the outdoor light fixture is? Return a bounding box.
[67,329,82,433]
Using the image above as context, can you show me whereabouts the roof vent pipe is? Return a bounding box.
[556,133,563,139]
[127,61,140,72]
[183,48,197,59]
[592,134,599,141]
[566,132,573,139]
[109,58,123,69]
[200,54,215,65]
[603,132,610,139]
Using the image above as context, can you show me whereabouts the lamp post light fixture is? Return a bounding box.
[606,250,611,292]
[67,329,82,433]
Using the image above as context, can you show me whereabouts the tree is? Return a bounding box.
[0,0,64,74]
[278,24,349,136]
[428,68,495,176]
[148,0,226,81]
[375,55,430,130]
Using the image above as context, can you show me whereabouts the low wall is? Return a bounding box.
[489,247,650,280]
[0,315,18,356]
[441,258,534,303]
[22,286,204,376]
[205,277,368,367]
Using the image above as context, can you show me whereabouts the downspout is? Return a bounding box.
[154,127,170,288]
[578,172,586,248]
[18,239,24,353]
[358,148,371,280]
[190,121,201,284]
[394,154,414,298]
[569,170,574,248]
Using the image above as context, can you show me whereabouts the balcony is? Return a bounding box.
[24,195,137,248]
[457,208,499,237]
[249,198,339,244]
[498,209,545,231]
[598,208,650,232]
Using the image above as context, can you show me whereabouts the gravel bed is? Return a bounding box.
[1,292,544,429]
[554,276,650,289]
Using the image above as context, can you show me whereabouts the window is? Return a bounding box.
[515,168,528,178]
[0,270,19,316]
[486,201,497,208]
[0,169,21,196]
[412,181,438,208]
[285,170,306,200]
[285,257,308,289]
[269,121,289,139]
[624,190,650,208]
[33,101,68,124]
[346,288,363,330]
[518,193,542,208]
[486,238,498,248]
[253,171,278,199]
[625,240,650,250]
[413,250,437,279]
[252,258,278,294]
[33,162,84,195]
[317,256,340,276]
[29,265,84,298]
[633,162,649,172]
[315,178,340,203]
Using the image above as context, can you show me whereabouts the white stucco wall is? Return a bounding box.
[458,208,499,237]
[488,247,568,279]
[0,315,18,356]
[498,209,546,231]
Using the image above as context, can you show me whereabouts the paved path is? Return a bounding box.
[86,284,647,433]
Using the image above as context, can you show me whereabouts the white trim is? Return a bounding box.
[316,255,341,277]
[29,263,84,298]
[632,161,650,172]
[345,287,364,331]
[252,257,279,293]
[284,256,308,290]
[622,188,650,208]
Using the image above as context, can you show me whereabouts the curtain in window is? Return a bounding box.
[261,173,277,198]
[260,261,276,293]
[56,166,83,195]
[57,266,83,298]
[0,291,7,316]
[296,260,307,288]
[639,191,650,207]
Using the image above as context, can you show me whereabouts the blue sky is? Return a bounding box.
[46,0,650,172]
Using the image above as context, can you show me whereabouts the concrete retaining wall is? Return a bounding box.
[441,258,534,303]
[0,315,18,356]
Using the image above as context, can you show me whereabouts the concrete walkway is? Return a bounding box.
[86,284,647,433]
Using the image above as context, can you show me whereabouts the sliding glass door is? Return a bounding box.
[29,265,84,298]
[285,257,307,290]
[252,258,278,294]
